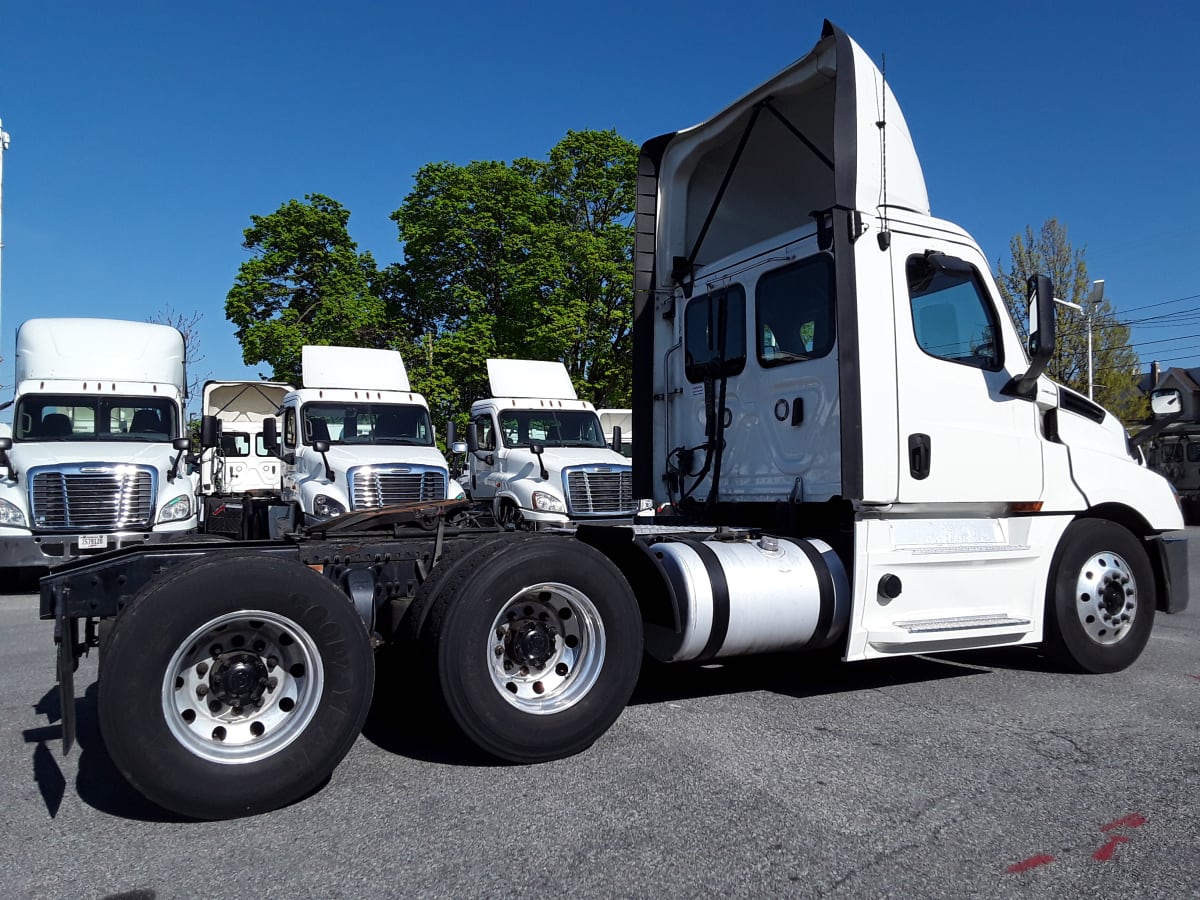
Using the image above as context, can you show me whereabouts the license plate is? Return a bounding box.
[78,534,108,550]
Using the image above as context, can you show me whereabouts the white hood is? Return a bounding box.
[9,440,183,474]
[536,447,631,474]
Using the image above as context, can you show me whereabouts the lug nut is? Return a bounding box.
[196,684,209,698]
[196,662,209,677]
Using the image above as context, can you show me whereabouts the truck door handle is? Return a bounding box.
[908,433,931,480]
[791,397,804,427]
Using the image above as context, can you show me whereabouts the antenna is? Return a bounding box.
[876,55,891,251]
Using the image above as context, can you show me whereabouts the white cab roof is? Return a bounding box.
[203,381,294,420]
[301,346,410,391]
[486,359,577,400]
[15,318,185,387]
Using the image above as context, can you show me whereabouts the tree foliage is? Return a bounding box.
[388,130,637,429]
[225,194,398,383]
[994,218,1146,425]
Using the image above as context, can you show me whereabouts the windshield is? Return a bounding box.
[301,402,434,446]
[14,395,179,443]
[498,410,607,449]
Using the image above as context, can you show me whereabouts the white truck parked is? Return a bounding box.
[196,379,293,539]
[261,345,457,528]
[40,22,1187,821]
[0,318,197,568]
[463,359,636,527]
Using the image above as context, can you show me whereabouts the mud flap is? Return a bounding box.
[55,614,77,754]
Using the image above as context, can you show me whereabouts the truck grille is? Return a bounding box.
[29,464,156,530]
[348,466,447,510]
[563,466,635,516]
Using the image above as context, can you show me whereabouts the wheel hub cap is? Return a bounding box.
[1074,550,1137,645]
[209,653,269,707]
[508,621,558,669]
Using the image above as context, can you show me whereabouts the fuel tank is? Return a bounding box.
[645,534,850,662]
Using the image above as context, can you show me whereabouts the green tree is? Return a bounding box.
[388,130,638,430]
[994,218,1145,425]
[225,194,397,383]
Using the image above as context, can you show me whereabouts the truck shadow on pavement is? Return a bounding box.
[631,643,1071,706]
[24,681,192,823]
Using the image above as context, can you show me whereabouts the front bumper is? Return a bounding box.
[0,522,197,569]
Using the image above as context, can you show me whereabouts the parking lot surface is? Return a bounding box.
[1,533,1197,899]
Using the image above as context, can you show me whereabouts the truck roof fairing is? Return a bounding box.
[640,20,928,292]
[486,359,578,401]
[301,346,410,392]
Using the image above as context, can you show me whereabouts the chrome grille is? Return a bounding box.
[349,466,447,510]
[29,465,156,530]
[563,466,634,516]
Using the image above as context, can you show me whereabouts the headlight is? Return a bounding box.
[156,494,193,523]
[531,491,566,513]
[313,494,346,518]
[0,498,27,527]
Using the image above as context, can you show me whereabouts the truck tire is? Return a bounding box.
[420,535,643,762]
[1042,519,1155,674]
[97,552,374,819]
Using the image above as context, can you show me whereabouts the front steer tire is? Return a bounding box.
[98,552,374,819]
[418,535,643,763]
[1042,519,1156,674]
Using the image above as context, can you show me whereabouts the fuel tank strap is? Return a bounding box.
[789,538,837,650]
[676,539,730,660]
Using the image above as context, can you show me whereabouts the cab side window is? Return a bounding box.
[907,255,1003,371]
[756,254,836,366]
[476,415,495,451]
[685,285,746,383]
[283,409,297,448]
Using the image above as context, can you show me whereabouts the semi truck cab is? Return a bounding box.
[465,359,636,528]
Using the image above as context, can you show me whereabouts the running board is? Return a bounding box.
[892,614,1032,633]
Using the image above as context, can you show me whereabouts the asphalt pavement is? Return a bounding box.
[1,533,1197,900]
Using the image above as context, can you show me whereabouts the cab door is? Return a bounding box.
[280,407,300,502]
[469,413,499,499]
[890,234,1043,504]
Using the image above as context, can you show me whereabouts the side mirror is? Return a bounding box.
[262,416,279,451]
[0,437,11,452]
[1006,274,1055,397]
[611,425,623,455]
[1151,389,1181,417]
[528,442,548,480]
[0,436,15,482]
[446,420,457,445]
[200,415,220,449]
[172,437,191,452]
[310,439,333,481]
[1027,273,1056,365]
[465,423,479,453]
[450,441,468,455]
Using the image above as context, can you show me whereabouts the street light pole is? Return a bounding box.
[1087,279,1104,400]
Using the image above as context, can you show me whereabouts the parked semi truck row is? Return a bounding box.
[40,21,1186,820]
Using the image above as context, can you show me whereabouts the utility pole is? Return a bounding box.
[0,118,10,374]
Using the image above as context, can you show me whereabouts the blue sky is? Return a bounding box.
[1,1,1197,412]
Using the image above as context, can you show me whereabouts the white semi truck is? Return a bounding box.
[196,346,460,537]
[463,359,636,527]
[40,22,1186,821]
[0,318,197,569]
[195,379,294,539]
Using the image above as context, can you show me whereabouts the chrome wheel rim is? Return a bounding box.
[1073,550,1137,645]
[161,610,324,764]
[486,582,605,714]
